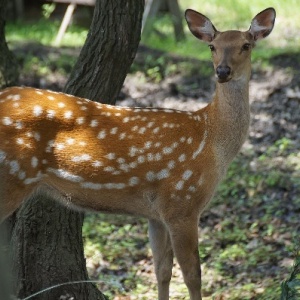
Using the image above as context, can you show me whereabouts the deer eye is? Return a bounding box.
[208,44,215,52]
[242,43,251,51]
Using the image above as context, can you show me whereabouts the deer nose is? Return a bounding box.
[216,65,231,81]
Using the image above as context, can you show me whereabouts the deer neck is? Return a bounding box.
[208,78,250,165]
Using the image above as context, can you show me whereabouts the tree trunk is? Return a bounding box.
[9,1,144,299]
[65,1,144,103]
[0,0,19,88]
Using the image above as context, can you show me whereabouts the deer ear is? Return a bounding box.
[185,9,218,43]
[249,7,276,41]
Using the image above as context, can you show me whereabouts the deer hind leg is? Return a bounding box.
[167,219,202,300]
[148,219,174,300]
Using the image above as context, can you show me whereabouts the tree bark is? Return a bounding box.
[0,0,19,88]
[65,0,144,103]
[9,1,144,299]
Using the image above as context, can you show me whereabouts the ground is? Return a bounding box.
[11,42,300,299]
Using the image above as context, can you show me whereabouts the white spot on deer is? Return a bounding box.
[129,161,138,169]
[79,141,86,146]
[92,160,102,167]
[178,154,186,162]
[31,157,38,168]
[2,117,13,125]
[104,183,126,189]
[153,127,160,134]
[117,157,126,164]
[9,160,20,174]
[16,138,24,145]
[157,169,170,180]
[185,195,192,200]
[34,132,41,141]
[167,160,175,169]
[144,141,152,149]
[110,127,118,134]
[163,109,174,113]
[188,186,197,193]
[15,120,23,129]
[48,168,83,182]
[35,90,43,95]
[81,182,103,190]
[47,110,56,119]
[154,142,161,148]
[123,117,130,123]
[175,180,184,190]
[64,111,73,119]
[13,103,20,108]
[147,153,155,161]
[33,105,43,117]
[76,117,85,124]
[47,95,55,101]
[132,125,139,132]
[66,138,75,145]
[119,164,130,172]
[71,154,91,162]
[129,176,140,186]
[146,171,156,182]
[58,102,65,108]
[155,153,162,161]
[97,130,106,139]
[163,147,173,155]
[187,137,193,144]
[198,175,205,186]
[105,153,116,160]
[42,159,48,164]
[0,150,6,163]
[80,106,88,111]
[192,131,208,159]
[104,166,115,172]
[18,171,26,180]
[182,170,193,181]
[119,132,126,140]
[137,155,145,164]
[56,143,65,150]
[138,127,146,134]
[147,121,155,128]
[129,146,140,157]
[180,137,186,143]
[90,120,98,127]
[8,94,21,101]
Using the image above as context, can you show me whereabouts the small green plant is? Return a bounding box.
[42,3,56,19]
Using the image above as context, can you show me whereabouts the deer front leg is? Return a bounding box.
[148,219,174,300]
[168,219,202,300]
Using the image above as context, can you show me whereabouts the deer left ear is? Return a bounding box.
[249,7,276,41]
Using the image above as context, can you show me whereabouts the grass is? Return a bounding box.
[6,19,88,47]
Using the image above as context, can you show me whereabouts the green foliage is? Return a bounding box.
[42,4,56,19]
[6,19,87,47]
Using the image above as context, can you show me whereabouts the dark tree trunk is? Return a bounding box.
[65,0,144,103]
[9,1,144,299]
[0,0,19,88]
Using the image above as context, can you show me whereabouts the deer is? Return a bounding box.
[0,7,275,300]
